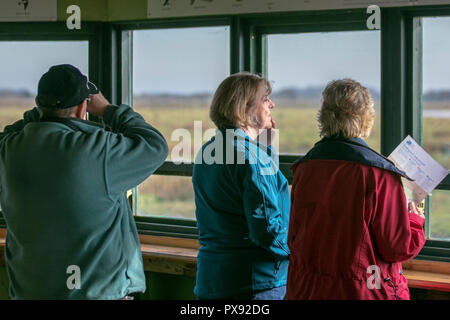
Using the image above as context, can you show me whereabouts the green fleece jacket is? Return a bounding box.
[0,105,168,299]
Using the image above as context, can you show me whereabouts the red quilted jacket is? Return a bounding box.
[286,159,426,300]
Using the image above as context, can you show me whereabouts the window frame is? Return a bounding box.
[246,9,381,158]
[111,11,377,238]
[247,7,450,261]
[111,17,236,238]
[0,6,448,261]
[0,22,117,102]
[399,6,450,261]
[110,9,450,260]
[0,21,109,223]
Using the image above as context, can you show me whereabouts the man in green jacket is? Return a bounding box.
[0,64,169,299]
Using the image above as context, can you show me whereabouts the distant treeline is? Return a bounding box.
[0,89,34,98]
[2,87,450,102]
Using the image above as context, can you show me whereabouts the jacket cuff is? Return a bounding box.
[408,211,425,227]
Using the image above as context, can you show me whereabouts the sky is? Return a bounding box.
[0,41,88,94]
[267,30,381,93]
[0,17,449,95]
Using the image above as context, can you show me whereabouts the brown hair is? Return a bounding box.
[318,79,375,139]
[209,72,271,130]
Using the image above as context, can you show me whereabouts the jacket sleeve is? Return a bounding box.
[371,171,426,263]
[241,162,290,260]
[102,104,169,197]
[0,108,41,140]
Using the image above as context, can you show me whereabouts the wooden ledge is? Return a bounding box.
[402,259,450,292]
[1,228,449,291]
[139,234,199,277]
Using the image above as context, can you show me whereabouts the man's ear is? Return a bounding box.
[75,101,87,119]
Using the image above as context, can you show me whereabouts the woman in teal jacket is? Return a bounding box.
[192,72,290,300]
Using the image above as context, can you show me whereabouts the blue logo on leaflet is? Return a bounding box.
[406,140,412,145]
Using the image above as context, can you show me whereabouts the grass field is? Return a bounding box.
[1,102,449,239]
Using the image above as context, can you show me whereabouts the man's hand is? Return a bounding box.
[87,92,110,117]
[408,201,425,219]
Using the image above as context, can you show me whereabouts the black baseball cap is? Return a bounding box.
[36,64,99,109]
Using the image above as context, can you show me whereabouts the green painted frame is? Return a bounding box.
[110,16,235,233]
[247,7,449,261]
[0,5,448,260]
[0,21,112,224]
[0,22,110,96]
[110,7,449,260]
[399,6,450,261]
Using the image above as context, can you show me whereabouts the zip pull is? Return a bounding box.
[384,276,400,300]
[275,260,281,270]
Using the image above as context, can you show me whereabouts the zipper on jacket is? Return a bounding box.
[274,260,281,274]
[384,277,399,300]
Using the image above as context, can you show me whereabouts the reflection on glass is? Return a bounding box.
[267,30,381,154]
[0,41,89,131]
[132,26,230,218]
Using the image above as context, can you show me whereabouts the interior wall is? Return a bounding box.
[57,0,108,21]
[1,266,449,300]
[137,272,196,300]
[0,266,196,300]
[0,266,9,299]
[54,0,163,22]
[51,0,450,22]
[107,0,147,21]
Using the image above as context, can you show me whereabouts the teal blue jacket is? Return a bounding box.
[0,105,168,299]
[192,129,290,299]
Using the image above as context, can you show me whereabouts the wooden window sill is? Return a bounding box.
[139,235,199,277]
[1,229,449,292]
[402,259,450,292]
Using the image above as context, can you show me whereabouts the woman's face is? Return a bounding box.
[250,84,275,130]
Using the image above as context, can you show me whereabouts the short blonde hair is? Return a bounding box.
[210,72,271,130]
[318,79,375,139]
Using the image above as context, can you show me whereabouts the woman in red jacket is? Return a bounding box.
[286,79,426,300]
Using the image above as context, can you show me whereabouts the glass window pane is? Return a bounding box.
[429,190,450,241]
[0,41,89,214]
[132,26,230,219]
[137,175,195,220]
[422,17,450,170]
[0,41,89,131]
[422,17,450,241]
[267,30,381,154]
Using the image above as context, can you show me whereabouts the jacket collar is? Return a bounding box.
[293,136,412,180]
[40,116,107,133]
